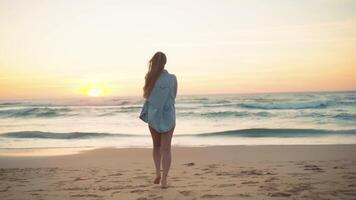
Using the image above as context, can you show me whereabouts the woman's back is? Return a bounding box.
[148,69,177,108]
[140,69,177,133]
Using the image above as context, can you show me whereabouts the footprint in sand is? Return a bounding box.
[215,171,234,176]
[241,181,259,185]
[235,193,251,197]
[201,194,222,198]
[136,197,148,200]
[295,161,306,166]
[288,172,309,177]
[303,165,324,172]
[206,164,219,169]
[265,171,277,175]
[240,169,264,176]
[108,172,123,176]
[63,186,89,191]
[285,183,312,195]
[333,165,346,169]
[170,177,180,181]
[73,177,85,181]
[259,184,278,191]
[99,186,114,191]
[179,190,194,196]
[71,194,100,198]
[335,189,356,197]
[110,190,121,196]
[264,177,279,182]
[268,192,292,197]
[130,189,148,194]
[184,162,195,167]
[0,186,10,192]
[133,175,150,179]
[216,183,236,187]
[28,189,45,192]
[342,175,356,180]
[148,193,164,199]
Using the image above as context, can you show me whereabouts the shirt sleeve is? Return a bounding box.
[173,75,178,98]
[139,100,148,123]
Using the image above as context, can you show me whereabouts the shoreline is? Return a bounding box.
[1,143,356,157]
[0,143,356,158]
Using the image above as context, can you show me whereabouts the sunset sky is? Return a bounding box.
[0,0,355,99]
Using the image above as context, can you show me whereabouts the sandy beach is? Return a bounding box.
[0,145,355,199]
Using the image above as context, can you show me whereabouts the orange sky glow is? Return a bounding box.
[0,0,355,99]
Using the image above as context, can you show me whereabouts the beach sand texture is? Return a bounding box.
[0,145,356,200]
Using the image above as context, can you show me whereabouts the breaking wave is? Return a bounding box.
[238,101,329,109]
[1,129,355,140]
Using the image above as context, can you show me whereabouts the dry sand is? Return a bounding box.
[0,145,356,199]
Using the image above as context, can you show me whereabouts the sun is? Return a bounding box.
[79,80,111,97]
[87,88,102,97]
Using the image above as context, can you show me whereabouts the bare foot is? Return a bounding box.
[153,176,161,184]
[161,178,168,188]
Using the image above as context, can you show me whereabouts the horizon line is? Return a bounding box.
[1,89,355,101]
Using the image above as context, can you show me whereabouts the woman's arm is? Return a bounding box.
[174,75,178,98]
[174,77,178,97]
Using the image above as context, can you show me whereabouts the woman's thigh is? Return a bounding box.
[161,127,174,150]
[149,126,161,147]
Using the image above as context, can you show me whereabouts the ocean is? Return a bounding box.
[0,91,356,149]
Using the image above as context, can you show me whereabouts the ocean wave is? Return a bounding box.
[177,98,232,105]
[296,112,330,118]
[110,99,131,105]
[177,111,272,118]
[0,98,143,107]
[337,100,356,106]
[96,106,143,116]
[182,98,355,109]
[2,129,355,140]
[333,113,356,120]
[191,128,356,137]
[0,131,137,139]
[0,107,74,118]
[0,105,143,118]
[199,102,235,108]
[177,98,209,103]
[295,111,356,122]
[238,101,329,110]
[0,102,23,106]
[199,111,271,118]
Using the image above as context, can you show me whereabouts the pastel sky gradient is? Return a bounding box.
[0,0,355,98]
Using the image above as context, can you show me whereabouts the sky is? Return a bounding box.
[0,0,355,99]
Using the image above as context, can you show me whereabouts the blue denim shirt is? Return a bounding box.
[139,69,177,133]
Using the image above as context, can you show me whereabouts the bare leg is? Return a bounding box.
[149,126,161,184]
[160,127,174,188]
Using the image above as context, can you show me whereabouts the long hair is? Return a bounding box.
[143,52,167,98]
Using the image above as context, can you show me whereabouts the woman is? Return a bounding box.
[139,51,177,188]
